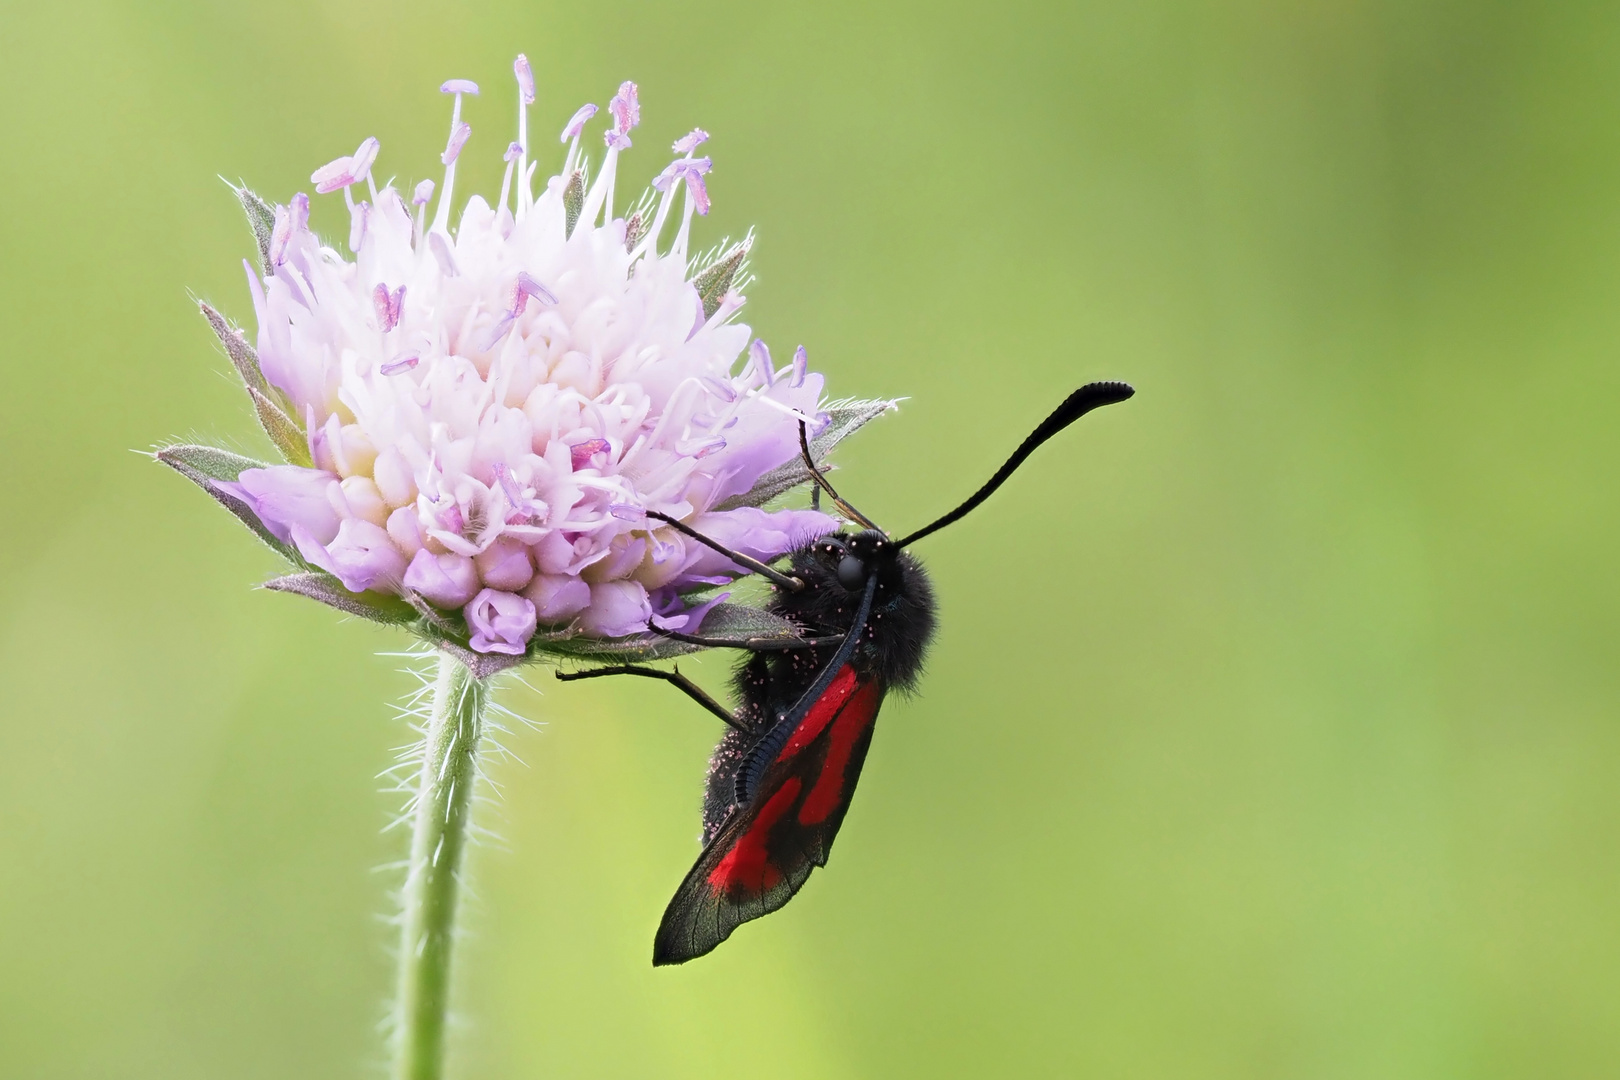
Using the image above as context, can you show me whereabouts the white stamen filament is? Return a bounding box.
[516,74,530,219]
[432,92,466,235]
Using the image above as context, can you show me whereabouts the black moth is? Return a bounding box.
[560,382,1133,964]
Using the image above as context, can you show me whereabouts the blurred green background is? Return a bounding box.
[2,0,1617,1076]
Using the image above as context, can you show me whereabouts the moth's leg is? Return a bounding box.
[556,664,749,733]
[649,626,845,652]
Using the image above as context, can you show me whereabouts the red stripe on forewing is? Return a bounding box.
[797,680,887,822]
[797,678,883,825]
[707,777,802,894]
[776,665,859,763]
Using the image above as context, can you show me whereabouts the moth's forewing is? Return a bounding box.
[653,666,887,965]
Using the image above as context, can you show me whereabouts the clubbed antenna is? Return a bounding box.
[894,382,1134,548]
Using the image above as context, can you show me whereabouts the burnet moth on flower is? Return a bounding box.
[559,381,1134,965]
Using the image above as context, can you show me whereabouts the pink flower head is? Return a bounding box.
[441,121,472,166]
[750,339,774,386]
[169,64,900,663]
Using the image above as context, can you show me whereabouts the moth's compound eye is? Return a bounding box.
[837,555,867,590]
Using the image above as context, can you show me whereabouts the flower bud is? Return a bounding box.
[235,466,343,545]
[523,574,592,624]
[578,580,651,637]
[403,549,480,609]
[475,538,535,591]
[465,589,538,655]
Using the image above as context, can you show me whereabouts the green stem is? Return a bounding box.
[392,651,488,1080]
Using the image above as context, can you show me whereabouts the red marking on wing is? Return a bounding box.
[707,777,802,894]
[798,678,883,825]
[776,665,859,762]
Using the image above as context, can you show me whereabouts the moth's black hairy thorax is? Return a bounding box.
[701,530,936,841]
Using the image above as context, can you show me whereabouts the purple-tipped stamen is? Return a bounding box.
[373,283,405,331]
[608,503,645,521]
[440,79,480,96]
[791,345,809,388]
[514,272,557,313]
[380,354,419,376]
[685,172,711,216]
[569,438,612,470]
[683,437,726,459]
[352,137,380,182]
[441,121,472,165]
[311,155,356,195]
[560,103,597,142]
[492,462,521,502]
[514,55,535,105]
[672,129,710,154]
[412,179,435,206]
[701,375,738,403]
[652,162,680,192]
[654,156,713,216]
[750,340,774,386]
[504,141,524,162]
[604,129,631,151]
[609,81,640,133]
[491,462,544,522]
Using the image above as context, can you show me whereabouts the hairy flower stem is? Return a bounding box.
[392,652,489,1080]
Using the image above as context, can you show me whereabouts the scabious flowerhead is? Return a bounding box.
[165,62,894,673]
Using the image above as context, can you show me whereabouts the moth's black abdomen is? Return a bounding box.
[702,726,751,842]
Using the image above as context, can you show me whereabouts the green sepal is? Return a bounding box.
[249,387,312,466]
[198,300,270,397]
[691,238,751,318]
[623,210,648,252]
[155,443,306,565]
[262,572,419,625]
[538,602,809,664]
[230,182,278,276]
[563,171,585,237]
[715,397,899,510]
